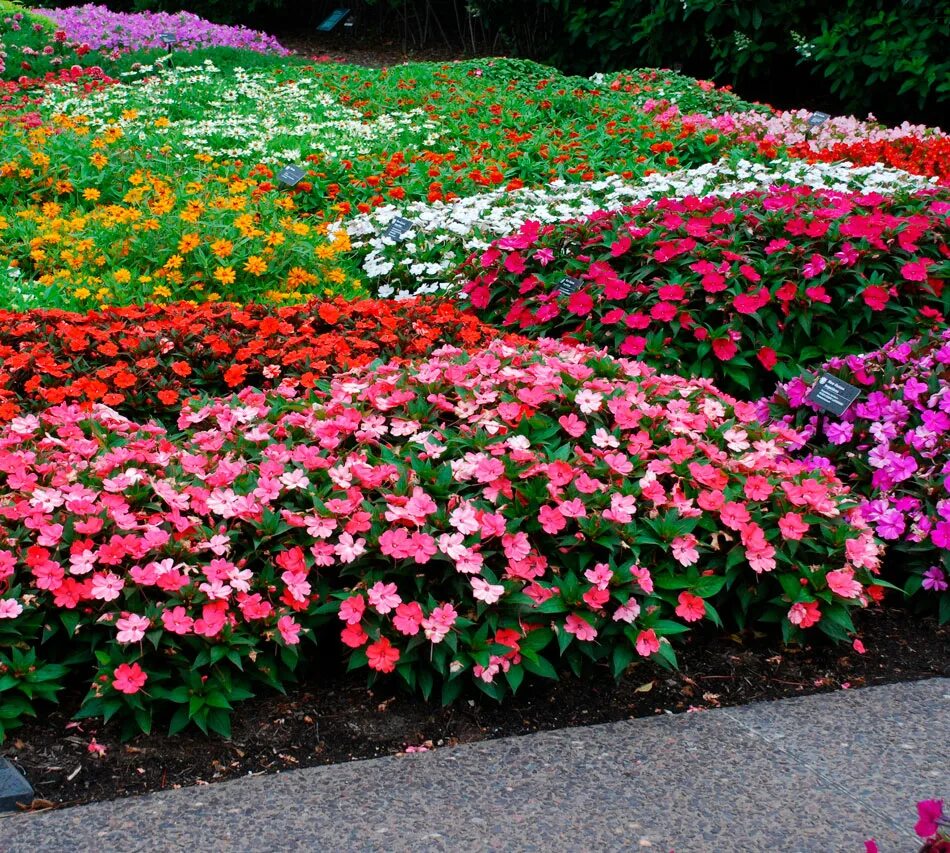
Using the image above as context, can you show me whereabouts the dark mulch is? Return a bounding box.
[5,605,948,812]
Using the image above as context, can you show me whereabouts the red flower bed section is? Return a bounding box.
[0,298,506,422]
[463,187,950,397]
[788,137,950,183]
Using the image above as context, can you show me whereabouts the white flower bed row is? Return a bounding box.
[342,157,935,298]
[42,62,446,164]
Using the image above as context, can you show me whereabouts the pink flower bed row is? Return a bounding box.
[0,340,882,736]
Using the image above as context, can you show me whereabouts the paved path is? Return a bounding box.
[7,678,948,852]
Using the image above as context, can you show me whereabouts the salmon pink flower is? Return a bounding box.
[788,600,821,628]
[635,628,660,657]
[675,592,706,622]
[778,513,809,540]
[393,602,423,636]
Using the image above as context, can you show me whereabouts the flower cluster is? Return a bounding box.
[0,297,506,422]
[0,339,881,733]
[34,4,289,55]
[463,187,949,397]
[766,329,950,621]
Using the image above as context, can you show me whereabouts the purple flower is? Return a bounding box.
[824,420,853,445]
[921,566,948,592]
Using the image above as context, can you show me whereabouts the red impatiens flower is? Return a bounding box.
[366,637,400,673]
[711,337,737,361]
[861,285,890,311]
[112,662,148,694]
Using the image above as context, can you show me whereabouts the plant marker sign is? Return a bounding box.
[318,8,351,32]
[557,276,583,296]
[276,164,306,188]
[159,32,177,47]
[383,217,413,241]
[807,111,831,128]
[806,372,861,417]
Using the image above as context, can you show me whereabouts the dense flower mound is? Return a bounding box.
[0,339,882,735]
[0,298,505,422]
[463,187,950,397]
[33,4,289,55]
[766,329,950,622]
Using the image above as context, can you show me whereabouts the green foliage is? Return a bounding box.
[802,1,950,114]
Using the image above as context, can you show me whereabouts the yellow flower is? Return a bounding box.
[152,284,172,298]
[243,256,267,276]
[327,268,347,284]
[90,153,108,170]
[265,232,285,247]
[74,287,91,300]
[154,117,170,128]
[178,233,201,253]
[214,266,236,285]
[82,188,101,202]
[164,254,184,270]
[121,109,139,121]
[114,269,132,284]
[211,239,233,258]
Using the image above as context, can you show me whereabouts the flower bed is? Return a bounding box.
[0,339,881,737]
[766,329,950,622]
[0,298,505,422]
[33,4,289,55]
[463,187,950,397]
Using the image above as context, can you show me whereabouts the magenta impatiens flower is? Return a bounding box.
[915,799,944,837]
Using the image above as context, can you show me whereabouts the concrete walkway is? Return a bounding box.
[8,679,948,852]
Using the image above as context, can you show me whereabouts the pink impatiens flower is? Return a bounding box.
[564,613,597,642]
[115,613,149,643]
[368,581,402,615]
[277,615,301,646]
[90,572,124,601]
[471,577,505,604]
[338,594,365,624]
[635,628,660,657]
[826,569,863,599]
[0,599,23,619]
